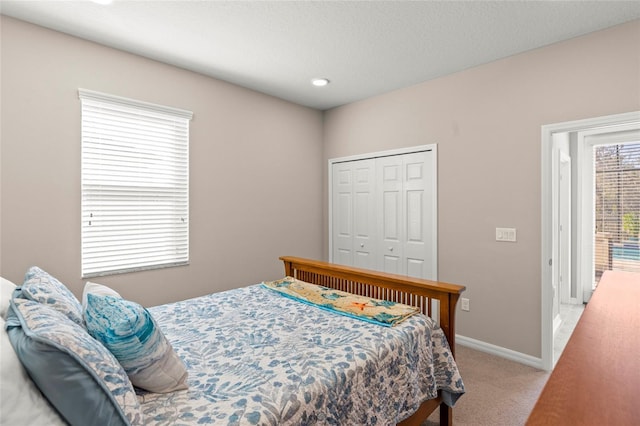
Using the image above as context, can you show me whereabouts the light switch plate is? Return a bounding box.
[496,227,517,242]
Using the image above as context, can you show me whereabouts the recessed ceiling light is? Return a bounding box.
[91,0,113,5]
[311,78,330,87]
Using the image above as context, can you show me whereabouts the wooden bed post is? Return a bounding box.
[283,259,294,277]
[441,404,452,426]
[440,292,461,358]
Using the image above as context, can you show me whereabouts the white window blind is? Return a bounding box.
[594,142,640,276]
[80,89,192,278]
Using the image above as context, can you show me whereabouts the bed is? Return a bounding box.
[278,257,466,426]
[1,256,465,426]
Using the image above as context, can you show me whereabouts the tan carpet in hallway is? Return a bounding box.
[423,345,550,426]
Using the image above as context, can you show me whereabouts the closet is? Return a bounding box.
[330,146,437,280]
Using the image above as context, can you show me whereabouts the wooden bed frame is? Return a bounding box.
[280,256,466,426]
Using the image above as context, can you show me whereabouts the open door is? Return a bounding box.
[551,135,572,337]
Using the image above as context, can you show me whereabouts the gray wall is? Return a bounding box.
[322,20,640,357]
[2,15,639,358]
[0,17,324,306]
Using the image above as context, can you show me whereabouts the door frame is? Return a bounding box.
[558,151,572,305]
[541,111,640,371]
[328,144,438,278]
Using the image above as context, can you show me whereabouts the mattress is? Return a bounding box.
[138,284,465,425]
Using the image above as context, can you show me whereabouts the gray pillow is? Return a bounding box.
[21,266,84,327]
[6,293,143,426]
[0,316,66,426]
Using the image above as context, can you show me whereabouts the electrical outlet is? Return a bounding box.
[461,298,470,312]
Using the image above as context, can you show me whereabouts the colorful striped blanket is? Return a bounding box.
[262,276,419,327]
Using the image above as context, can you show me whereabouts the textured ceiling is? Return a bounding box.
[2,1,639,110]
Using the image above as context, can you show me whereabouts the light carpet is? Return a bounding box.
[423,345,549,426]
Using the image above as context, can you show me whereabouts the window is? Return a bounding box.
[79,89,192,277]
[594,141,640,282]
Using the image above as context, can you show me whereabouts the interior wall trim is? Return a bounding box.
[456,334,543,370]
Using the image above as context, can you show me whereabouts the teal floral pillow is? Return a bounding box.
[85,293,188,393]
[6,296,143,425]
[21,266,84,326]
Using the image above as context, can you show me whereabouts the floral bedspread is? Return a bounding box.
[139,284,465,425]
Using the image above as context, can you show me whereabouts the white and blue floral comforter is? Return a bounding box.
[139,285,465,425]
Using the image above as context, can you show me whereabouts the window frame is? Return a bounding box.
[79,89,192,278]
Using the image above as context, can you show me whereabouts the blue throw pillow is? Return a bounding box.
[6,294,142,425]
[85,293,188,393]
[21,266,84,327]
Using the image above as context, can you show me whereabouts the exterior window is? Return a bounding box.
[79,89,192,278]
[594,142,640,283]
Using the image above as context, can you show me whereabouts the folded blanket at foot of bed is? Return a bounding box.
[262,276,419,327]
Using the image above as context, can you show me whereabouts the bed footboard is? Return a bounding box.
[280,256,465,354]
[280,256,465,426]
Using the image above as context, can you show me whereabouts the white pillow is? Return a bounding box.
[0,317,66,426]
[0,277,17,320]
[82,281,122,310]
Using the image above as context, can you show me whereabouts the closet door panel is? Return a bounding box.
[332,163,353,265]
[406,188,426,278]
[403,152,434,279]
[406,189,423,242]
[353,160,375,269]
[335,247,352,265]
[406,258,425,278]
[378,158,404,274]
[383,256,401,274]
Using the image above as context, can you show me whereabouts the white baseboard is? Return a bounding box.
[456,334,543,370]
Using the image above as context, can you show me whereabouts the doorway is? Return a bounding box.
[550,133,582,365]
[541,111,640,371]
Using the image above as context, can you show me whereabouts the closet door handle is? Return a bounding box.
[360,243,364,247]
[388,247,394,252]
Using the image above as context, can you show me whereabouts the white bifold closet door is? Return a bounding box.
[332,158,377,270]
[331,148,436,280]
